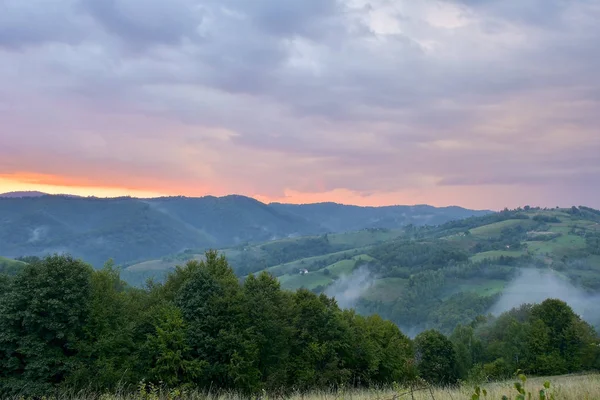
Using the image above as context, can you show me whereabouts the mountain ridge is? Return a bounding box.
[0,194,490,266]
[1,191,492,211]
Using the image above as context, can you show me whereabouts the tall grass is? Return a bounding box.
[7,374,600,400]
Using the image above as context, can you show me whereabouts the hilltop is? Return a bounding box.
[126,205,600,334]
[0,194,488,266]
[0,191,49,198]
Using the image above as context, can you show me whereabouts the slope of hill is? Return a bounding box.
[0,256,27,275]
[286,207,600,334]
[0,195,489,267]
[125,206,600,334]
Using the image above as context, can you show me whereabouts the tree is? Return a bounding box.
[0,254,93,397]
[530,299,599,373]
[141,303,206,387]
[287,290,353,390]
[243,272,293,391]
[414,330,458,385]
[450,324,483,379]
[359,314,414,385]
[67,260,147,390]
[174,251,260,393]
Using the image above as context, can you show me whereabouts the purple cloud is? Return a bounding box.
[0,0,599,209]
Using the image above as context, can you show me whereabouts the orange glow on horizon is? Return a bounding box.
[0,173,166,198]
[0,172,505,210]
[0,173,423,206]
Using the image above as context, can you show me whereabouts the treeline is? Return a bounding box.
[0,252,415,397]
[1,253,599,398]
[451,299,600,380]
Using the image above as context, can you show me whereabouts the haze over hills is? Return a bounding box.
[125,205,600,334]
[0,194,490,266]
[4,192,600,335]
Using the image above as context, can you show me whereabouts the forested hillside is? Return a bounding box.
[0,195,488,266]
[125,206,600,335]
[7,203,598,336]
[0,253,598,398]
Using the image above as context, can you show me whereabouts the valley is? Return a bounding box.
[126,205,600,334]
[2,199,600,398]
[3,197,600,336]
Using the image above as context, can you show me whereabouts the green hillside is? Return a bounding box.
[0,256,26,275]
[126,205,600,334]
[2,205,600,396]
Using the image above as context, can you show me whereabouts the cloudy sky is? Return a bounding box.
[1,0,599,210]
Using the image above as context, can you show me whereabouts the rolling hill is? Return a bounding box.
[0,194,489,267]
[6,195,598,335]
[0,191,50,198]
[0,256,27,275]
[125,205,600,334]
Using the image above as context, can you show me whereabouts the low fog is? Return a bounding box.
[325,265,375,309]
[28,226,46,243]
[490,268,600,327]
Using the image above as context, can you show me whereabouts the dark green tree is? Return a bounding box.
[414,329,458,385]
[243,272,294,391]
[0,254,93,397]
[287,290,353,390]
[141,303,206,387]
[174,251,260,393]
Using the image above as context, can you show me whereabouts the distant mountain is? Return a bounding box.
[270,202,488,232]
[0,194,491,267]
[0,191,81,198]
[0,191,48,198]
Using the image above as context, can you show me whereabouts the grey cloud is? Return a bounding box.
[80,0,204,47]
[449,0,574,28]
[2,0,600,207]
[438,171,600,187]
[0,0,87,49]
[223,0,342,40]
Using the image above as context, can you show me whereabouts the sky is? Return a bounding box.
[1,0,599,210]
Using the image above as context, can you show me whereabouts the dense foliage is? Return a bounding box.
[1,252,599,398]
[450,299,600,381]
[0,253,415,397]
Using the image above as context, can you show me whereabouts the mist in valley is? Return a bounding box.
[490,268,600,328]
[325,265,376,309]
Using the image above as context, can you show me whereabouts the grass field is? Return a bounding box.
[326,229,403,247]
[278,270,333,290]
[526,234,587,257]
[265,247,369,277]
[0,256,25,266]
[126,259,178,272]
[470,250,525,262]
[16,374,599,400]
[0,256,27,274]
[469,219,537,237]
[444,278,507,298]
[277,254,376,291]
[125,229,400,275]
